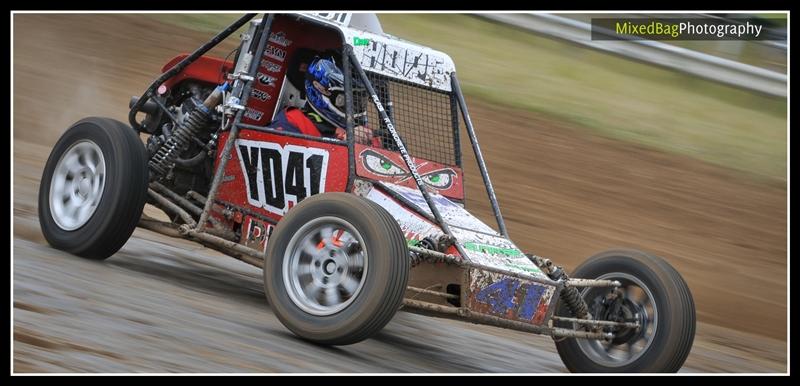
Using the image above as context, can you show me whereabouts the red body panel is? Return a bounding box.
[160,55,234,90]
[212,130,349,225]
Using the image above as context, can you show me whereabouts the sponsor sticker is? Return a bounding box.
[268,31,293,47]
[244,108,264,121]
[358,39,448,89]
[260,59,283,73]
[250,88,271,102]
[463,241,523,258]
[257,72,278,87]
[242,217,272,252]
[265,45,287,62]
[306,13,351,25]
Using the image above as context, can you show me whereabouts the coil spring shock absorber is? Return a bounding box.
[527,254,590,321]
[148,84,228,178]
[559,283,591,321]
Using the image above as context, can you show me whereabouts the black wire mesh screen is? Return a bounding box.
[351,70,460,166]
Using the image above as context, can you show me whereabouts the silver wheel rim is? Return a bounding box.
[49,140,106,231]
[576,272,658,367]
[282,216,368,316]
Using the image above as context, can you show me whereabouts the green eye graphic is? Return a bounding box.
[361,149,409,177]
[422,169,456,190]
[360,149,456,191]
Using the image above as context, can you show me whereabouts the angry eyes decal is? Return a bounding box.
[363,150,408,177]
[421,169,456,189]
[361,149,457,190]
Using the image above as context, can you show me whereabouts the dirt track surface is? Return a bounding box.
[13,15,787,373]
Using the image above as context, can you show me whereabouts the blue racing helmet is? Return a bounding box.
[305,57,366,128]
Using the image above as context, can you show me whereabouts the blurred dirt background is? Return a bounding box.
[12,14,787,373]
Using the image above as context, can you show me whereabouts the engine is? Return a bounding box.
[137,81,225,196]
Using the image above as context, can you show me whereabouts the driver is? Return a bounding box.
[269,56,377,146]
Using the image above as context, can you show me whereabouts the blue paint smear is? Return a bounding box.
[475,278,520,314]
[518,284,545,320]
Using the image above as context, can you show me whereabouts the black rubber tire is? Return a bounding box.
[264,193,409,345]
[554,249,695,373]
[38,117,149,260]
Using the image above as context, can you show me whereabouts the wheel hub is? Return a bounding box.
[49,140,106,231]
[77,175,92,197]
[576,272,658,367]
[283,217,368,316]
[324,259,336,275]
[591,290,643,345]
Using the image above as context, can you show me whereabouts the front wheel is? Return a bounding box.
[38,117,149,259]
[263,193,409,345]
[554,249,695,372]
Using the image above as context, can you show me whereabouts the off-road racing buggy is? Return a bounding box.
[37,13,696,372]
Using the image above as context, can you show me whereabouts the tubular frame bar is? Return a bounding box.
[147,188,196,228]
[180,226,265,268]
[450,93,463,168]
[150,182,234,239]
[138,217,264,268]
[551,315,639,329]
[409,245,561,288]
[451,73,509,238]
[406,286,459,300]
[401,299,611,340]
[196,14,274,232]
[343,45,356,193]
[235,122,347,145]
[129,13,257,132]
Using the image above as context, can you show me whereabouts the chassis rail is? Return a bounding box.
[401,299,613,340]
[137,203,624,341]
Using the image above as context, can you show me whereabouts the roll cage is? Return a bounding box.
[129,13,509,245]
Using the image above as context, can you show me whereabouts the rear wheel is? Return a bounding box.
[264,193,409,345]
[554,249,695,372]
[38,117,149,259]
